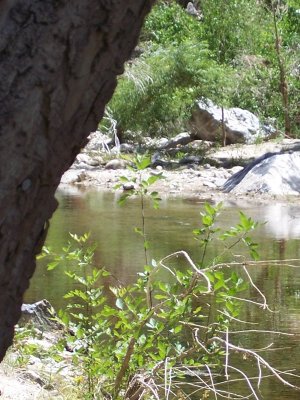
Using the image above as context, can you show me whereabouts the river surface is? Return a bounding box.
[25,186,300,399]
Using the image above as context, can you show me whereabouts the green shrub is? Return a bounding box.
[200,0,274,63]
[42,205,253,398]
[141,0,203,46]
[104,41,231,138]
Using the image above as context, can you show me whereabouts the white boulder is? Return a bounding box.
[224,152,300,195]
[190,98,276,144]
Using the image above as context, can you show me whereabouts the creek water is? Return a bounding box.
[25,186,300,399]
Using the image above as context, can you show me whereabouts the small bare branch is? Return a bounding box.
[159,250,212,293]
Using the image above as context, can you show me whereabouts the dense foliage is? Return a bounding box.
[102,0,300,139]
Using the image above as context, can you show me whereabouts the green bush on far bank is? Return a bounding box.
[101,0,300,140]
[106,40,232,138]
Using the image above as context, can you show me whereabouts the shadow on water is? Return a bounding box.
[25,187,300,399]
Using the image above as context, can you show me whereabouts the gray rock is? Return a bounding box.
[21,371,46,387]
[190,98,276,144]
[143,136,153,147]
[186,2,202,19]
[151,152,176,168]
[164,132,193,149]
[153,138,169,149]
[105,159,127,170]
[123,182,135,191]
[188,139,213,151]
[223,151,300,195]
[159,132,193,150]
[110,146,121,155]
[75,153,99,167]
[85,131,111,152]
[119,143,135,153]
[60,169,85,184]
[179,155,202,165]
[20,299,62,330]
[215,178,227,187]
[149,133,193,151]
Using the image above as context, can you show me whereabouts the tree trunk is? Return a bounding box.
[272,2,291,136]
[0,0,154,361]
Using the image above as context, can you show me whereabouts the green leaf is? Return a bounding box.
[136,155,151,170]
[205,271,215,283]
[158,281,169,293]
[47,261,59,271]
[204,202,216,215]
[134,227,143,236]
[119,176,130,183]
[173,325,183,334]
[214,271,224,280]
[250,248,260,261]
[118,192,134,206]
[116,298,124,310]
[202,214,213,226]
[155,294,168,300]
[214,280,227,291]
[147,175,162,185]
[193,306,202,315]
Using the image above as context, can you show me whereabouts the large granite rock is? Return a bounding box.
[190,98,276,144]
[223,151,300,195]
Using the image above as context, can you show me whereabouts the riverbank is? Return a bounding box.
[0,332,73,400]
[60,136,300,203]
[1,308,77,400]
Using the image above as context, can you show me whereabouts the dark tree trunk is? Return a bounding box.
[0,0,154,361]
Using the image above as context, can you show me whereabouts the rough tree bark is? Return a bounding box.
[0,0,155,361]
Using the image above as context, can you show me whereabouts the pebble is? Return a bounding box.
[123,183,135,191]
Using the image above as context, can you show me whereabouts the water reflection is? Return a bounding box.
[26,187,300,304]
[24,187,300,399]
[246,202,300,239]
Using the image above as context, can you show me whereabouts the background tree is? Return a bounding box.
[0,0,155,362]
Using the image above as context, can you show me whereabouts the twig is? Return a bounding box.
[159,250,212,293]
[164,357,172,400]
[228,365,260,400]
[136,376,160,400]
[243,265,268,310]
[224,295,274,311]
[206,364,218,400]
[222,329,295,336]
[217,309,258,324]
[210,336,299,389]
[225,328,229,381]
